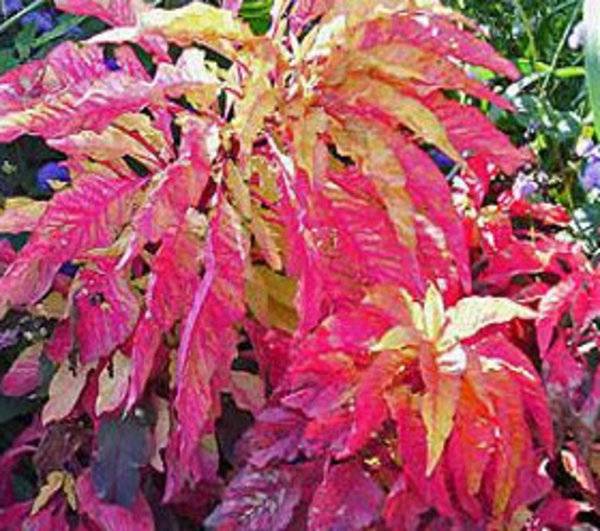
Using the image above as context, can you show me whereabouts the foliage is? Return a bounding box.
[447,0,600,263]
[0,0,600,529]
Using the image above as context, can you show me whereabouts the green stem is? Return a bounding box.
[513,0,539,64]
[585,0,600,139]
[540,0,583,95]
[32,15,86,48]
[0,0,47,34]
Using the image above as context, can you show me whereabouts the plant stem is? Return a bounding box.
[513,0,539,64]
[585,0,600,139]
[540,0,583,95]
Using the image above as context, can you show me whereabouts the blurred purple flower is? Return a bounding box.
[513,173,539,199]
[59,262,79,277]
[581,156,600,192]
[3,0,63,36]
[430,149,455,170]
[22,9,56,33]
[103,56,121,71]
[36,162,70,193]
[3,0,23,15]
[0,328,20,351]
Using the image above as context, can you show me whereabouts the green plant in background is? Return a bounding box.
[585,0,600,138]
[448,0,600,261]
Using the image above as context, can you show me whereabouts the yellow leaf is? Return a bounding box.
[338,76,462,163]
[507,508,533,531]
[329,117,405,186]
[246,266,297,332]
[233,70,278,154]
[33,291,67,320]
[230,371,266,413]
[50,113,171,173]
[323,44,427,88]
[250,206,283,271]
[42,362,96,425]
[423,283,445,341]
[226,162,251,219]
[443,296,536,345]
[399,289,425,333]
[371,325,419,352]
[291,107,328,183]
[92,3,254,58]
[420,344,461,476]
[95,351,131,416]
[31,471,65,515]
[149,395,170,473]
[62,473,77,511]
[250,155,279,203]
[0,197,47,234]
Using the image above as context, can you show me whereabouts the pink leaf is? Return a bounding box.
[73,266,140,363]
[360,12,520,80]
[173,197,248,480]
[127,315,162,409]
[1,343,43,396]
[308,461,384,530]
[55,0,154,26]
[0,174,142,312]
[76,472,155,531]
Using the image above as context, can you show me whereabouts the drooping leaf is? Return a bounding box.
[55,0,155,27]
[172,197,248,481]
[91,2,254,55]
[420,343,461,476]
[206,462,322,531]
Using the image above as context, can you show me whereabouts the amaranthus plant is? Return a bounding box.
[1,0,600,529]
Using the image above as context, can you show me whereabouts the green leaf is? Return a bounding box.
[585,0,600,139]
[240,0,272,35]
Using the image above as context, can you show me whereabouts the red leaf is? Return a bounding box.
[205,462,322,531]
[237,406,306,468]
[173,197,248,479]
[424,93,531,175]
[76,472,155,531]
[1,343,43,396]
[127,315,162,409]
[308,461,384,531]
[130,117,213,246]
[360,12,520,81]
[73,265,140,363]
[146,227,202,329]
[532,494,588,528]
[0,174,142,313]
